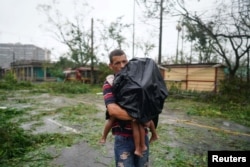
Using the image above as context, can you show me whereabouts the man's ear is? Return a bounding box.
[108,64,113,70]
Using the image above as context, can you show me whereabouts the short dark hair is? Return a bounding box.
[109,49,126,63]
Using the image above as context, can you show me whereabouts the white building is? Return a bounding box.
[0,43,51,69]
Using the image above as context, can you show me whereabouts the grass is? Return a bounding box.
[1,133,81,167]
[166,97,250,127]
[0,82,250,166]
[33,82,92,94]
[149,95,250,166]
[149,124,207,167]
[0,104,81,166]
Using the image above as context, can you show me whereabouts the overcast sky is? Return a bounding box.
[0,0,215,62]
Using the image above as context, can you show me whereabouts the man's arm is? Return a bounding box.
[107,103,133,121]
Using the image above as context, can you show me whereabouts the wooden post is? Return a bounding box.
[90,18,94,84]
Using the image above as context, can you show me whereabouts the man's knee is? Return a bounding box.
[117,152,131,167]
[120,151,130,160]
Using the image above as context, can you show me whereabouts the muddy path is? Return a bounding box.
[2,91,250,166]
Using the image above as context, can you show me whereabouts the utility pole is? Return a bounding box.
[158,0,163,65]
[247,50,249,83]
[12,51,15,75]
[12,51,15,65]
[132,0,136,58]
[176,21,182,64]
[90,18,94,84]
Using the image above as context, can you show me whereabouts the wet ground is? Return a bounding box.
[1,91,250,166]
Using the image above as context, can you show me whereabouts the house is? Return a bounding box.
[11,60,54,82]
[0,43,53,82]
[161,63,226,92]
[63,67,99,84]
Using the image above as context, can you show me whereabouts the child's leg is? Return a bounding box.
[138,123,147,152]
[149,120,159,143]
[100,117,115,144]
[131,121,143,157]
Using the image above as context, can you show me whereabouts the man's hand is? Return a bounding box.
[107,103,133,121]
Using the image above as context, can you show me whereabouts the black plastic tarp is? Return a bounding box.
[113,58,168,124]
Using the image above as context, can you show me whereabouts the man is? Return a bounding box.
[103,49,149,167]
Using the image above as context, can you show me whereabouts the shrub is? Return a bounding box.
[0,108,33,162]
[218,78,250,104]
[0,72,33,90]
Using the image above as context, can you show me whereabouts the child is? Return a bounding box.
[100,114,159,157]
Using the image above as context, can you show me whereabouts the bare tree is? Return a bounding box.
[137,38,156,58]
[138,0,177,64]
[177,0,250,78]
[97,17,131,58]
[37,1,96,66]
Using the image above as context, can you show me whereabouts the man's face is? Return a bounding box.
[109,54,128,74]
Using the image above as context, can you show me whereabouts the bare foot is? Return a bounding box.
[150,134,159,143]
[134,149,143,157]
[142,145,147,152]
[135,145,147,157]
[99,138,106,144]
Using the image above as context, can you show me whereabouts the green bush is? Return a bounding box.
[2,72,17,84]
[219,78,250,104]
[0,72,33,90]
[0,107,78,166]
[0,122,33,160]
[0,108,33,162]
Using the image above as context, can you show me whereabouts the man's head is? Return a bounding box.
[109,49,128,74]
